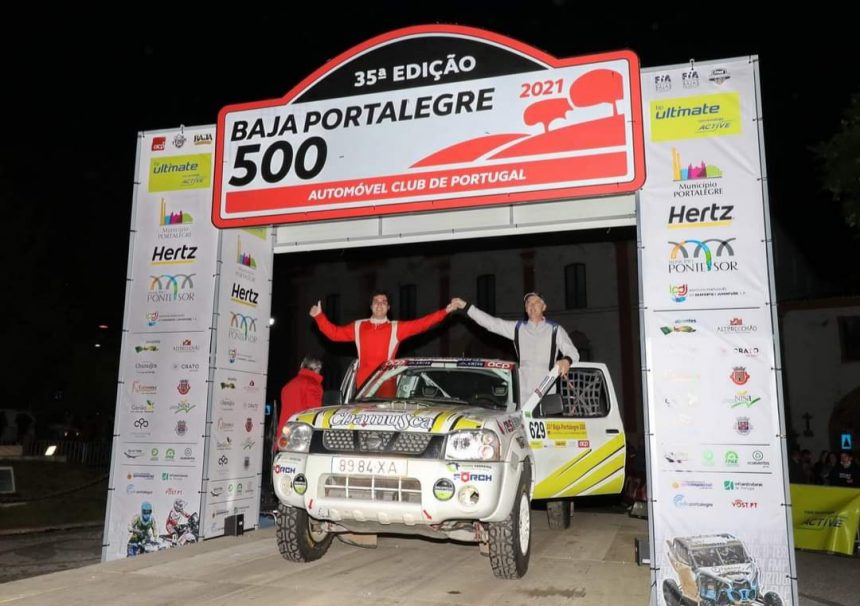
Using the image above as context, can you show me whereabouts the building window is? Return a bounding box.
[399,284,417,320]
[839,316,860,362]
[476,274,495,315]
[324,294,340,324]
[565,263,587,309]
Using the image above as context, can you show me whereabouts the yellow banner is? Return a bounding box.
[650,93,741,141]
[149,154,212,192]
[790,484,860,556]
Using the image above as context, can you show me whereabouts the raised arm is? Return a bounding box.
[464,302,517,340]
[396,307,450,340]
[311,300,355,342]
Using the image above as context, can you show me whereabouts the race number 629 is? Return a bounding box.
[529,421,546,440]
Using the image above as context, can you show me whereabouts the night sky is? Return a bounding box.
[3,6,858,417]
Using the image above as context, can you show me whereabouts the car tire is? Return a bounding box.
[276,503,333,562]
[546,499,572,529]
[488,462,532,579]
[662,579,681,606]
[764,592,783,606]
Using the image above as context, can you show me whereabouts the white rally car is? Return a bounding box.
[272,358,625,579]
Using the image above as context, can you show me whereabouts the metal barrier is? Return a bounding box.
[0,439,112,467]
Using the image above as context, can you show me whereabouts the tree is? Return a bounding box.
[816,90,860,238]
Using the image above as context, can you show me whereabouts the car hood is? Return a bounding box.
[295,401,505,433]
[698,562,755,582]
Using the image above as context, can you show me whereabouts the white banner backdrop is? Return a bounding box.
[103,127,218,561]
[639,59,796,605]
[201,228,273,537]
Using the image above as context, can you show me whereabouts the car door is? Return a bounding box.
[524,362,626,499]
[339,359,359,403]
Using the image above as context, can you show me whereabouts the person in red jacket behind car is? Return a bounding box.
[310,290,458,389]
[277,356,324,438]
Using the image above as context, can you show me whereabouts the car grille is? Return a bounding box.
[321,429,433,455]
[322,474,422,503]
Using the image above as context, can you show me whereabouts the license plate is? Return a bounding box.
[331,457,406,476]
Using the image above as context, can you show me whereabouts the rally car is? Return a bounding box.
[272,357,625,579]
[663,534,784,606]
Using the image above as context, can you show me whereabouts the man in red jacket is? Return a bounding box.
[277,356,323,437]
[310,291,458,388]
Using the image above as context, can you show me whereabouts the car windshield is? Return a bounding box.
[690,543,750,567]
[355,361,515,410]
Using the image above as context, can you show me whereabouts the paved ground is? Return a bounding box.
[0,526,102,584]
[0,512,856,605]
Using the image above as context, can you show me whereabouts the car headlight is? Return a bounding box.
[278,422,313,453]
[445,430,500,461]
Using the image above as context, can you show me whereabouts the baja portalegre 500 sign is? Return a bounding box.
[213,25,644,228]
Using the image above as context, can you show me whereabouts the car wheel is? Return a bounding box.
[764,592,783,606]
[662,579,681,606]
[546,499,572,529]
[488,463,532,579]
[276,503,333,562]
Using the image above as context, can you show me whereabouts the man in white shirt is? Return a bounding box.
[451,292,579,403]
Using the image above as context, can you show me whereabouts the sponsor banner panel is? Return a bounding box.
[105,127,217,561]
[215,229,273,375]
[790,484,860,556]
[641,59,794,604]
[202,228,271,537]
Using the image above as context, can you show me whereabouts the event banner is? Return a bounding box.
[201,228,273,537]
[103,127,218,561]
[791,484,860,556]
[639,59,796,604]
[213,25,645,227]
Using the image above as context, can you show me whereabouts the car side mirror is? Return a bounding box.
[535,393,563,417]
[322,389,342,407]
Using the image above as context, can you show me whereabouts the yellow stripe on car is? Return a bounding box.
[452,418,483,430]
[555,451,625,497]
[296,412,315,424]
[431,412,457,433]
[533,434,626,499]
[319,408,337,429]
